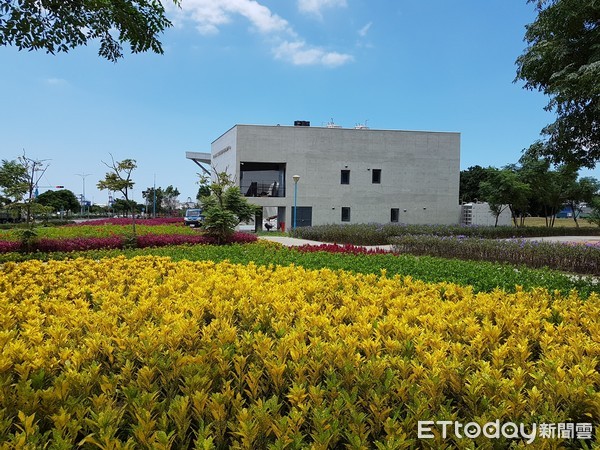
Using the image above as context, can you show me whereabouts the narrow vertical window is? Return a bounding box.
[341,207,351,222]
[372,169,381,184]
[391,208,399,223]
[341,170,350,184]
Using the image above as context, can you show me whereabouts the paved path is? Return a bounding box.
[260,234,600,249]
[520,235,600,245]
[258,235,394,251]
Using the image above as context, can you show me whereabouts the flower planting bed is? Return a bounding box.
[1,256,598,448]
[388,235,600,275]
[292,223,600,246]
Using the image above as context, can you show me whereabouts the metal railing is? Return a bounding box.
[241,181,286,197]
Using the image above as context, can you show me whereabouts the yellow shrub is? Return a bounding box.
[0,256,598,448]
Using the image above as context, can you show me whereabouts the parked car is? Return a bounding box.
[184,208,204,227]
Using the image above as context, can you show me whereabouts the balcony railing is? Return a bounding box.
[242,181,285,197]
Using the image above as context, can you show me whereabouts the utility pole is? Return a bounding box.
[153,174,156,218]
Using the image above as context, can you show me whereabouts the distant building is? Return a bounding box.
[187,122,461,229]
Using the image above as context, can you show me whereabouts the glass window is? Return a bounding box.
[372,169,381,184]
[391,208,399,223]
[341,207,351,222]
[341,170,350,184]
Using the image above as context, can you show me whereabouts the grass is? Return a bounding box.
[522,216,598,228]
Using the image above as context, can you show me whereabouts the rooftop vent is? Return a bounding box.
[294,120,310,127]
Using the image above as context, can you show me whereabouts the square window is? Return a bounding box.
[341,170,350,184]
[391,208,399,223]
[372,169,381,184]
[341,207,351,222]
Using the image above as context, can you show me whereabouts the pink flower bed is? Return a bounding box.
[70,218,183,226]
[295,243,391,255]
[136,234,211,248]
[137,232,257,248]
[0,241,21,253]
[0,232,257,253]
[35,236,124,252]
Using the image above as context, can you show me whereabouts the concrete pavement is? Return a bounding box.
[259,234,600,249]
[258,235,395,251]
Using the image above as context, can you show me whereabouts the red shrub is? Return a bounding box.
[35,236,124,252]
[0,241,21,253]
[70,218,183,226]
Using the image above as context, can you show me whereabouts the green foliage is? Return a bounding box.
[0,0,181,62]
[516,0,600,167]
[587,197,600,227]
[479,169,531,226]
[0,242,598,297]
[0,159,28,204]
[390,234,600,275]
[35,189,80,214]
[459,165,496,203]
[291,223,600,245]
[200,172,260,244]
[98,156,137,233]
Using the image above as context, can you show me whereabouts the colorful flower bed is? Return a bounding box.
[0,256,598,448]
[0,232,257,253]
[389,235,600,275]
[292,223,600,245]
[69,217,183,226]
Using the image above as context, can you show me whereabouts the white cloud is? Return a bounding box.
[273,40,353,67]
[44,78,68,86]
[358,21,372,37]
[169,0,291,35]
[167,0,353,67]
[298,0,347,17]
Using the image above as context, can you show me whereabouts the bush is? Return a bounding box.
[292,223,600,245]
[389,235,600,275]
[0,257,598,448]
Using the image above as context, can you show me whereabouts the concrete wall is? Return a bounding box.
[461,202,512,226]
[212,124,460,227]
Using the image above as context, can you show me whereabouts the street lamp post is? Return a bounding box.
[75,173,91,218]
[293,175,300,231]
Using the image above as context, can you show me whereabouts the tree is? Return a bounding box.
[36,189,80,216]
[142,187,164,216]
[162,185,180,216]
[0,154,49,226]
[517,147,576,226]
[564,176,600,227]
[200,171,260,244]
[587,196,600,227]
[459,165,497,203]
[0,159,28,206]
[0,0,180,62]
[515,0,600,168]
[97,156,137,232]
[479,169,531,227]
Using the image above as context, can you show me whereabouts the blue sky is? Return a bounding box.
[2,0,597,206]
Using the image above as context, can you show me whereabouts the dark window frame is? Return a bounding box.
[391,208,399,223]
[341,207,351,222]
[372,169,382,184]
[341,169,350,185]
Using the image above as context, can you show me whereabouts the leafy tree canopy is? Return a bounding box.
[516,0,600,168]
[0,159,28,204]
[459,165,497,203]
[0,0,180,62]
[35,189,80,214]
[200,171,260,244]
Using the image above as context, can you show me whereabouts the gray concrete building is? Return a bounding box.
[187,123,460,230]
